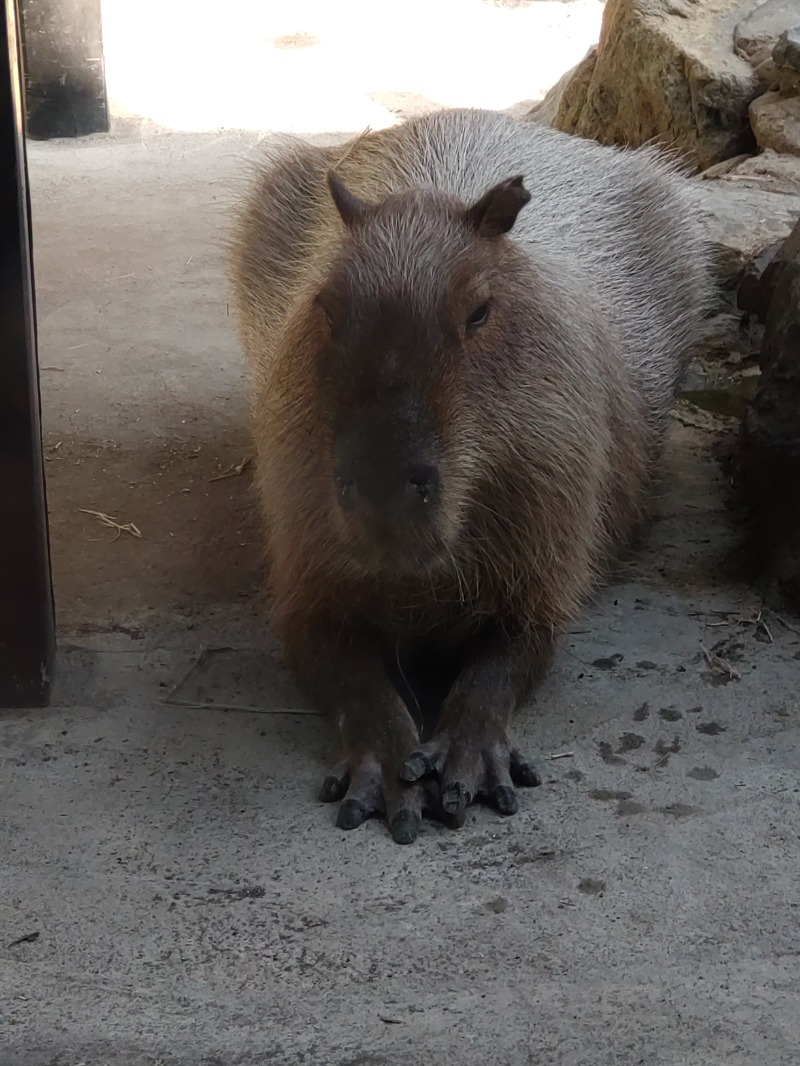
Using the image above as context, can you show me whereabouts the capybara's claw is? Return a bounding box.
[492,785,519,815]
[401,733,540,826]
[320,754,428,844]
[319,762,350,802]
[388,809,421,845]
[336,797,372,831]
[400,747,443,783]
[509,748,542,789]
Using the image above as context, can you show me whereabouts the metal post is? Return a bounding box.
[20,0,108,139]
[0,0,56,707]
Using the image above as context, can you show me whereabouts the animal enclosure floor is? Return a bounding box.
[3,42,800,1066]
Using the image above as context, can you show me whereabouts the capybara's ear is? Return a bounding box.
[327,170,368,227]
[465,175,531,238]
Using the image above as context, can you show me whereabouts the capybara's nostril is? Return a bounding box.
[333,471,355,499]
[405,464,438,505]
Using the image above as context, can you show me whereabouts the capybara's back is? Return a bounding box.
[230,108,713,844]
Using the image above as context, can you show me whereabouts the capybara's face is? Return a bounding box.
[313,174,531,576]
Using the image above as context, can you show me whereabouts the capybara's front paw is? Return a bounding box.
[399,732,541,827]
[319,755,442,844]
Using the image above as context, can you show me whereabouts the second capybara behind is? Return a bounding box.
[230,107,713,844]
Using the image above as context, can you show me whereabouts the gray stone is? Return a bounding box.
[527,0,762,172]
[734,152,800,321]
[723,146,800,194]
[735,2,800,63]
[696,154,800,361]
[737,238,787,321]
[750,90,800,155]
[697,176,800,294]
[760,217,800,373]
[772,25,800,72]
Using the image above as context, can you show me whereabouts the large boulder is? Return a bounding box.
[737,238,788,323]
[759,218,800,372]
[529,0,764,172]
[748,25,800,153]
[750,90,800,155]
[699,152,800,295]
[738,215,800,610]
[693,151,800,359]
[772,24,800,89]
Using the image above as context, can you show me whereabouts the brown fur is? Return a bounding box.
[229,108,713,841]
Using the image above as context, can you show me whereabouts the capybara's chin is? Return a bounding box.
[338,530,453,581]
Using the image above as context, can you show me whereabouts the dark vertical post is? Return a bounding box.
[0,0,56,707]
[19,0,108,139]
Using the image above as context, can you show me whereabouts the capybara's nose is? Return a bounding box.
[334,461,439,520]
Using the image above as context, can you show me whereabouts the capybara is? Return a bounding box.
[230,108,712,843]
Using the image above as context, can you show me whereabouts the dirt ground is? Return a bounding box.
[2,3,799,1063]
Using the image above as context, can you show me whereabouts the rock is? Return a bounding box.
[750,91,800,155]
[737,173,800,321]
[726,6,800,90]
[698,153,756,180]
[753,53,781,90]
[772,26,800,72]
[527,47,597,129]
[528,0,762,172]
[776,68,800,96]
[760,220,800,372]
[737,239,787,321]
[696,152,800,361]
[697,176,800,295]
[735,3,799,63]
[738,216,800,611]
[721,147,800,195]
[773,26,800,93]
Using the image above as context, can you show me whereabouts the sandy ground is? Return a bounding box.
[2,2,799,1063]
[100,0,605,132]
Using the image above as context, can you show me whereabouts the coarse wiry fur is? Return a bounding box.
[229,107,713,658]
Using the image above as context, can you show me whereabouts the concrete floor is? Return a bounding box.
[3,5,800,1064]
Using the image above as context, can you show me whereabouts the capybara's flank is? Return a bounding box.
[230,108,712,844]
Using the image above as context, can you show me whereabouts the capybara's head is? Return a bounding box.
[312,170,532,575]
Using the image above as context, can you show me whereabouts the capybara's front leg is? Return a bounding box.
[283,613,439,844]
[400,624,554,825]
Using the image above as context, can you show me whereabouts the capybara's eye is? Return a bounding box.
[466,302,490,330]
